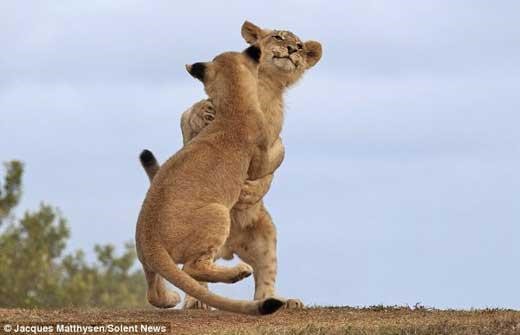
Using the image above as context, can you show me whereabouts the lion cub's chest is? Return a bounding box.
[262,99,284,144]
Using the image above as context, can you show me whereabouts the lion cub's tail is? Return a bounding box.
[139,149,160,181]
[146,247,284,315]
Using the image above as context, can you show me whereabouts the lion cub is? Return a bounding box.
[135,46,285,315]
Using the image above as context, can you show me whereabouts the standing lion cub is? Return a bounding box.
[135,46,286,315]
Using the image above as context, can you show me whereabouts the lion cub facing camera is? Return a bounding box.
[135,46,285,315]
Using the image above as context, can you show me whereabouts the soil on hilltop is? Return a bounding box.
[1,306,520,335]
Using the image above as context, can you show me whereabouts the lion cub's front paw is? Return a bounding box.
[200,100,216,124]
[191,99,215,129]
[235,174,274,210]
[182,99,217,143]
[285,298,304,309]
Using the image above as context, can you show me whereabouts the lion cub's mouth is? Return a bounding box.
[273,55,295,64]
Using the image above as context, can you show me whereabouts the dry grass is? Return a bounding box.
[1,306,520,335]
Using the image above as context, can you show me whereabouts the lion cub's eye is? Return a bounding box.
[273,35,283,41]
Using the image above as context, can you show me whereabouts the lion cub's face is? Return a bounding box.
[241,21,322,87]
[186,46,262,107]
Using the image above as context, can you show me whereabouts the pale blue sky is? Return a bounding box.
[1,1,519,308]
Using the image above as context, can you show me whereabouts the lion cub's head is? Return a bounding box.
[241,21,322,87]
[186,46,262,111]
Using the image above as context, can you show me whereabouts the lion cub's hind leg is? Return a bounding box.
[181,203,253,284]
[183,254,253,284]
[143,267,181,308]
[183,285,210,310]
[234,205,304,309]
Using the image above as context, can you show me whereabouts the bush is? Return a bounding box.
[0,161,147,308]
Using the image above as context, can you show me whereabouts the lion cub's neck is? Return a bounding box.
[208,69,265,146]
[214,79,262,124]
[257,71,286,144]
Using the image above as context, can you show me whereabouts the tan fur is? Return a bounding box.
[136,49,285,315]
[140,21,322,310]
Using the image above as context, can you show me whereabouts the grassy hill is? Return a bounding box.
[1,306,519,335]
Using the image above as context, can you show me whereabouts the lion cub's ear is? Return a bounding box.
[303,41,323,69]
[186,62,207,82]
[244,45,262,63]
[241,21,265,44]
